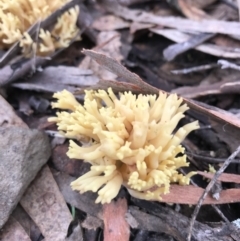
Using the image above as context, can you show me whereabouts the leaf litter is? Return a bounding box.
[1,0,240,241]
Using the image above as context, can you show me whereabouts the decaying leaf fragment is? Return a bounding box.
[49,88,199,204]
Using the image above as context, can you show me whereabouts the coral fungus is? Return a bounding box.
[49,88,199,204]
[0,0,79,56]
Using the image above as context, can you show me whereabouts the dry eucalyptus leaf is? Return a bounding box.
[79,79,143,94]
[172,79,230,98]
[0,217,31,241]
[178,0,211,20]
[82,49,158,93]
[52,170,103,220]
[186,100,240,152]
[12,205,41,241]
[198,171,240,184]
[80,32,123,80]
[159,185,240,204]
[92,15,130,31]
[0,95,27,128]
[103,199,130,241]
[20,165,82,241]
[130,22,155,34]
[13,66,98,93]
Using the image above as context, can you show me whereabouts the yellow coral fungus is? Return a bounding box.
[49,88,199,204]
[0,0,80,56]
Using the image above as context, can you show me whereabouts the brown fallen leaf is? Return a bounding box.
[52,170,103,219]
[186,99,240,152]
[79,79,143,94]
[221,81,240,94]
[0,217,31,241]
[172,0,218,10]
[82,49,158,93]
[0,95,27,128]
[20,165,83,241]
[130,22,156,34]
[52,143,90,177]
[159,185,240,205]
[12,205,41,241]
[178,0,211,20]
[92,15,130,31]
[198,171,240,184]
[79,32,124,80]
[103,199,130,241]
[13,66,98,93]
[172,79,231,98]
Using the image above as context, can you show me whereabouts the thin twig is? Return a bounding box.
[211,205,230,223]
[171,63,217,75]
[181,169,230,224]
[218,59,240,71]
[187,145,240,241]
[185,151,240,164]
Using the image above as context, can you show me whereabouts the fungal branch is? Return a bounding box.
[0,0,80,56]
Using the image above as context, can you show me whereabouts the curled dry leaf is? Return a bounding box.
[79,32,124,80]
